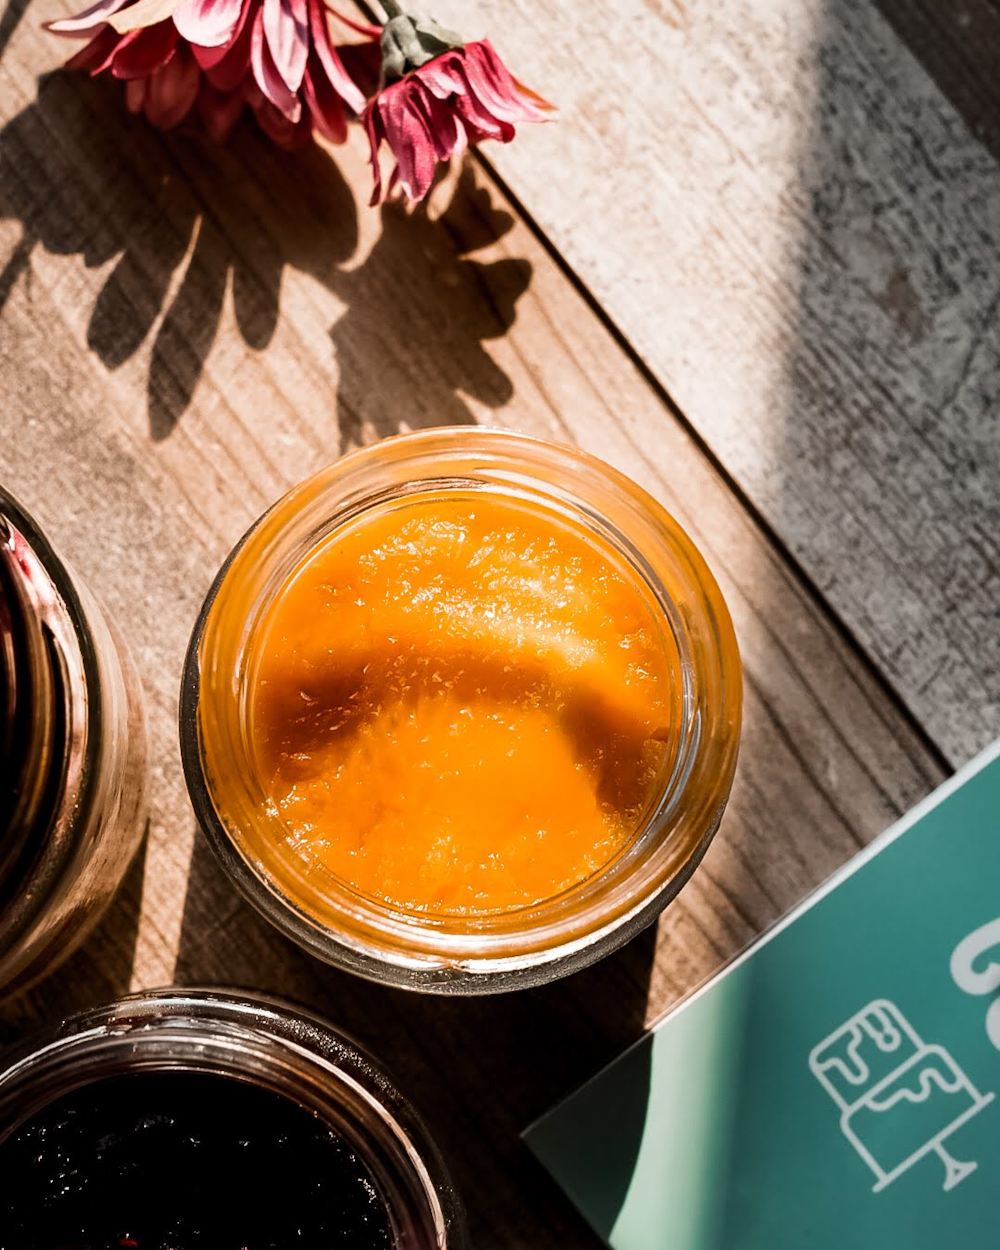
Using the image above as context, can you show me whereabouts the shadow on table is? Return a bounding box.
[329,166,532,447]
[0,73,531,444]
[0,0,29,64]
[171,827,655,1250]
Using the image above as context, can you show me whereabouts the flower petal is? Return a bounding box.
[173,0,244,47]
[378,79,439,202]
[125,74,147,111]
[107,0,181,34]
[263,0,308,93]
[361,97,384,205]
[459,40,552,124]
[301,52,347,144]
[201,0,254,85]
[143,44,200,127]
[46,0,130,38]
[111,18,177,78]
[250,3,301,120]
[413,51,465,102]
[322,3,378,38]
[193,40,229,69]
[307,0,364,114]
[93,28,137,74]
[64,27,118,69]
[197,79,246,140]
[411,81,466,163]
[336,36,380,98]
[453,89,512,143]
[250,94,311,147]
[417,48,512,143]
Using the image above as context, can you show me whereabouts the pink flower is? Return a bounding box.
[362,36,552,205]
[47,0,379,147]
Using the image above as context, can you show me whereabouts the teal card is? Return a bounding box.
[525,742,1000,1249]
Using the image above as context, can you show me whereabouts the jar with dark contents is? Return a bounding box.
[0,487,146,997]
[0,988,464,1250]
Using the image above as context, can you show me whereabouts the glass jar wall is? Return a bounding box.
[0,988,463,1249]
[181,429,741,993]
[0,487,146,997]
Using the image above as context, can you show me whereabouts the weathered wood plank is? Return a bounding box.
[425,0,1000,767]
[0,14,944,1249]
[873,0,1000,160]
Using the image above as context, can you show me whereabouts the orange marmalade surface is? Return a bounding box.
[250,492,676,915]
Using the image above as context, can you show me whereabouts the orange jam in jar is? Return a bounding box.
[182,430,741,993]
[250,492,677,916]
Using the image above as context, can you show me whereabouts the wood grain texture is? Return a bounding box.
[425,0,1000,767]
[0,11,944,1249]
[874,0,1000,160]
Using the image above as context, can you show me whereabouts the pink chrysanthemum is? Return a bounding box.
[47,0,379,147]
[362,36,552,204]
[46,0,553,200]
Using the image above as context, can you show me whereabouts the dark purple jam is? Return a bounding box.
[0,1071,393,1250]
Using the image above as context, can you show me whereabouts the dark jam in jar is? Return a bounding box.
[0,1070,393,1250]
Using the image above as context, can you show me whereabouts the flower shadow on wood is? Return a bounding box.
[0,71,358,439]
[329,164,533,445]
[0,72,532,443]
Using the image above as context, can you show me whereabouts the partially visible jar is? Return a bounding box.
[0,487,146,996]
[0,988,464,1249]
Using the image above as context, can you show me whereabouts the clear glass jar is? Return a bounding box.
[180,429,741,993]
[0,487,146,997]
[0,987,463,1248]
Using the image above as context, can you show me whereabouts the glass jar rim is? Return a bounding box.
[0,987,462,1249]
[181,428,742,992]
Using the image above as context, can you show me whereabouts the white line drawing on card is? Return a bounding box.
[951,917,1000,1052]
[809,999,994,1192]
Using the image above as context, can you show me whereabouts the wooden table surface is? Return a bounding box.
[0,0,996,1244]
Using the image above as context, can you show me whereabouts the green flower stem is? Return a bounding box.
[378,3,464,82]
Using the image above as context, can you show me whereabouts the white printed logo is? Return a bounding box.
[951,917,1000,1050]
[809,999,994,1192]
